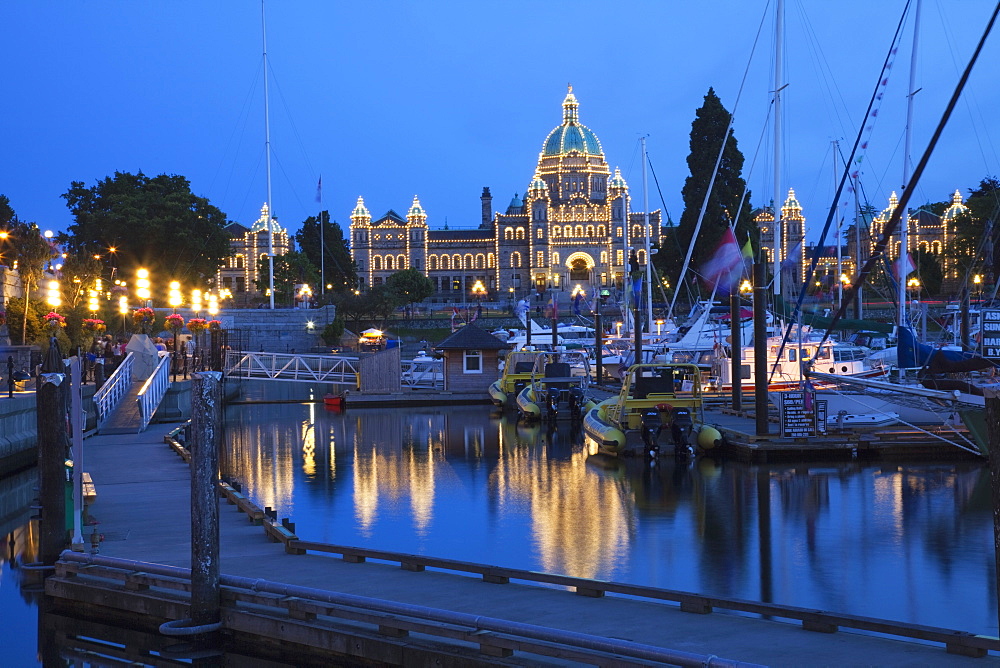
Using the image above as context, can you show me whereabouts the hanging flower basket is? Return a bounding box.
[188,318,209,334]
[208,319,222,331]
[165,313,185,331]
[132,307,154,326]
[82,318,107,333]
[43,312,66,329]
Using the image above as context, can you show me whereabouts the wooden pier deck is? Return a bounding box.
[47,422,999,666]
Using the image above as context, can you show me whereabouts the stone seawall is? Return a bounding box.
[0,384,97,475]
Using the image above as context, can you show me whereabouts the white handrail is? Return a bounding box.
[137,353,171,432]
[224,350,359,385]
[94,353,133,426]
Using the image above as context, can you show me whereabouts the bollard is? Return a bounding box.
[37,369,68,566]
[190,371,223,628]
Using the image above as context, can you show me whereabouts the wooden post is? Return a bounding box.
[730,292,742,412]
[985,386,1000,637]
[37,339,68,566]
[594,310,603,384]
[753,263,769,435]
[962,287,971,350]
[190,371,222,627]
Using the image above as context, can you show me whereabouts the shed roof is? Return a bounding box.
[434,323,508,350]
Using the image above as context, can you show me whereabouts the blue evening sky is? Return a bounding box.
[1,1,998,245]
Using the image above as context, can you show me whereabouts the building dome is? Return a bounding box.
[541,86,603,156]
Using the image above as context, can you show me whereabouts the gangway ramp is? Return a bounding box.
[224,350,360,387]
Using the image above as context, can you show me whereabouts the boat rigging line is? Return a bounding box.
[768,0,914,383]
[667,0,771,323]
[815,0,1000,351]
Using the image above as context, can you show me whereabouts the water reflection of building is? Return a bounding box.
[351,412,444,537]
[494,418,634,580]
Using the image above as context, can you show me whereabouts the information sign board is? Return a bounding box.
[980,309,1000,360]
[780,391,825,437]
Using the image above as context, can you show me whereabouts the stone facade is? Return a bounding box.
[349,88,661,309]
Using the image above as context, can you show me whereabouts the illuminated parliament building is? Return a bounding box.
[349,87,661,304]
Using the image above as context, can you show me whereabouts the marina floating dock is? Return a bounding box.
[42,422,999,666]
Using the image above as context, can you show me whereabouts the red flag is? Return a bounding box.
[700,228,743,292]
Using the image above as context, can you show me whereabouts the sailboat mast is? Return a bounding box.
[262,0,275,310]
[899,0,921,330]
[854,172,863,319]
[772,0,784,300]
[642,136,653,332]
[622,159,631,334]
[833,140,842,311]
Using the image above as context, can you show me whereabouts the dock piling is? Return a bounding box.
[190,371,222,628]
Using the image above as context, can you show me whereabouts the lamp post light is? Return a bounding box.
[655,319,664,336]
[46,280,61,308]
[136,268,151,307]
[615,321,623,338]
[974,274,983,303]
[472,280,486,317]
[191,289,203,316]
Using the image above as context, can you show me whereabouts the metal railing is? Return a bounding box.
[224,350,359,386]
[137,353,171,432]
[93,353,133,426]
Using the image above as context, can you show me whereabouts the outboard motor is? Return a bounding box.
[670,407,694,457]
[546,386,562,421]
[640,408,663,460]
[567,387,585,421]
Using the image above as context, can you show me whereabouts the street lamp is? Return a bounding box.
[136,268,151,306]
[974,274,983,303]
[739,279,752,296]
[168,281,182,309]
[655,319,664,336]
[191,289,203,316]
[46,280,61,308]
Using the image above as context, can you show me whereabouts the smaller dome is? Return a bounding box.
[609,167,627,189]
[783,188,801,211]
[408,195,425,217]
[506,193,523,213]
[942,189,970,221]
[352,196,370,218]
[528,173,548,192]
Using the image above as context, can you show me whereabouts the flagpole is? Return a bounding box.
[318,177,325,297]
[262,0,275,310]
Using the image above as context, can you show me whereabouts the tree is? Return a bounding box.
[295,211,356,295]
[61,171,231,289]
[664,88,754,290]
[911,247,943,297]
[7,220,56,343]
[255,251,319,306]
[385,268,433,312]
[0,194,15,227]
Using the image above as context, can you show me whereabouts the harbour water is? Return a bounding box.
[1,401,997,664]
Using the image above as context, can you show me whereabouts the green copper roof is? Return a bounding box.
[541,86,603,156]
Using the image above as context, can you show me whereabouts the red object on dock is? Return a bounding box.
[324,394,345,409]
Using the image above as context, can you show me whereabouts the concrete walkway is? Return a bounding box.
[81,424,999,667]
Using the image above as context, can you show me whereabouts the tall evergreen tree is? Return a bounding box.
[295,211,356,294]
[669,88,754,287]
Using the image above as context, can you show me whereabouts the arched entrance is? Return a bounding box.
[564,252,596,303]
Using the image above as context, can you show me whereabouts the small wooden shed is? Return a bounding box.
[433,324,508,393]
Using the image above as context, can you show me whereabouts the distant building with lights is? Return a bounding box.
[348,88,661,306]
[757,187,968,298]
[216,203,290,306]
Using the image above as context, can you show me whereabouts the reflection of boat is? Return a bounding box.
[514,351,596,422]
[583,363,721,458]
[489,350,544,408]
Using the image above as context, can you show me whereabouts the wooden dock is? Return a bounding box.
[702,405,982,462]
[41,422,1000,666]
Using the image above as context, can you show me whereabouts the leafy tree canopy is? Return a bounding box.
[295,211,357,295]
[385,268,434,307]
[61,171,231,288]
[255,250,319,306]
